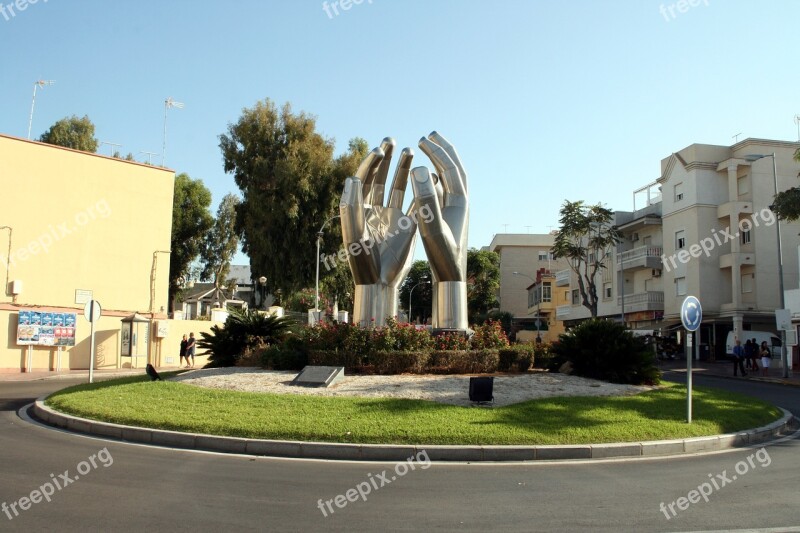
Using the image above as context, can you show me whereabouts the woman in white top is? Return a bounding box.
[759,341,771,376]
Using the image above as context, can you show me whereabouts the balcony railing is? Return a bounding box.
[617,245,663,271]
[555,269,571,286]
[617,291,664,312]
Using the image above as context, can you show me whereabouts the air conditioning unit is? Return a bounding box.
[631,233,639,242]
[652,269,662,277]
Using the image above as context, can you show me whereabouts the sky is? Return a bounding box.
[2,0,800,267]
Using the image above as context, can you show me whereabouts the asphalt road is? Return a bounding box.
[1,374,799,533]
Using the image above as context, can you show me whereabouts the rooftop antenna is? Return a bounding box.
[162,97,184,167]
[732,132,742,143]
[140,151,158,164]
[28,79,55,139]
[794,115,800,142]
[524,225,532,234]
[99,141,122,156]
[502,224,510,233]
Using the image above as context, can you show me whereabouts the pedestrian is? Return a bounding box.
[750,338,759,372]
[760,341,771,377]
[186,332,196,368]
[179,334,189,368]
[743,339,754,370]
[732,339,747,377]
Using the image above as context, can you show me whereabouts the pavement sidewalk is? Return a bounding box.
[0,367,178,382]
[659,358,800,387]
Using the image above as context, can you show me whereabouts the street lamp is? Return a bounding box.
[409,279,430,324]
[744,153,789,378]
[258,276,267,309]
[315,214,341,322]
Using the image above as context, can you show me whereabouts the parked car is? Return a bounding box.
[724,331,781,358]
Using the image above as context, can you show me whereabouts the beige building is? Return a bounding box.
[551,137,800,363]
[0,134,218,373]
[521,268,568,343]
[488,233,568,318]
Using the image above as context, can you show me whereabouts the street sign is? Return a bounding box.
[75,289,92,305]
[681,296,702,332]
[775,309,791,331]
[83,300,102,322]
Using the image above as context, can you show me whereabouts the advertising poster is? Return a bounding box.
[16,309,77,347]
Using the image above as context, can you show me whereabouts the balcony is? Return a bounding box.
[617,245,663,271]
[556,304,572,318]
[617,291,664,313]
[555,269,571,286]
[719,252,755,269]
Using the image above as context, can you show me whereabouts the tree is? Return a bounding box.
[551,200,621,317]
[39,115,98,152]
[319,259,355,316]
[399,260,433,324]
[770,148,800,221]
[170,173,214,312]
[466,248,500,321]
[219,99,367,296]
[200,194,241,304]
[112,151,136,161]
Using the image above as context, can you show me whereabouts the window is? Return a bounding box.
[571,289,580,305]
[737,175,749,196]
[674,182,684,202]
[675,277,687,296]
[741,273,753,293]
[542,282,552,302]
[676,230,686,250]
[538,251,548,261]
[564,290,569,301]
[741,230,751,244]
[604,282,612,299]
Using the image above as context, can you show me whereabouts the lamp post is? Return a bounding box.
[315,215,341,322]
[745,153,789,378]
[258,276,267,309]
[0,226,11,298]
[409,279,430,324]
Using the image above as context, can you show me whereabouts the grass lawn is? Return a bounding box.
[45,375,783,446]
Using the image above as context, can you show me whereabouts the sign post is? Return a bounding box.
[83,300,102,383]
[681,296,702,424]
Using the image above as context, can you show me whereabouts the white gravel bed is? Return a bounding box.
[170,368,653,407]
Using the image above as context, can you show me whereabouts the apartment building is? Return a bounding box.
[487,233,569,318]
[547,137,800,362]
[521,267,568,343]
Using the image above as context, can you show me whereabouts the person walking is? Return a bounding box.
[179,334,189,368]
[186,332,196,368]
[750,338,759,372]
[760,341,771,377]
[732,339,747,377]
[743,339,754,370]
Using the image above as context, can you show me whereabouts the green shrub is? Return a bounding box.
[550,320,661,385]
[428,350,499,374]
[198,310,295,368]
[470,320,510,350]
[498,344,535,371]
[367,350,429,374]
[260,335,309,371]
[432,332,470,351]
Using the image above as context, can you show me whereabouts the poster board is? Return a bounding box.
[17,309,77,347]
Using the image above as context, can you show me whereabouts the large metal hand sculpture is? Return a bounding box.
[410,132,469,332]
[340,138,417,326]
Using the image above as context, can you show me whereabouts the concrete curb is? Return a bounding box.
[32,398,797,462]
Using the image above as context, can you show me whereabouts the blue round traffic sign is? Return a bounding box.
[681,296,702,332]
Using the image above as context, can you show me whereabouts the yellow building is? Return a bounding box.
[519,268,568,344]
[0,134,216,373]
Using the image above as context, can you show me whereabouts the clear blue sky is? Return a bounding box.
[2,0,799,266]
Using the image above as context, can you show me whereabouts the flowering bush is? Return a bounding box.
[432,331,470,351]
[469,320,510,350]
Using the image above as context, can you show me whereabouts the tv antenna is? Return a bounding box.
[502,224,510,233]
[732,132,742,143]
[140,151,158,164]
[794,115,800,142]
